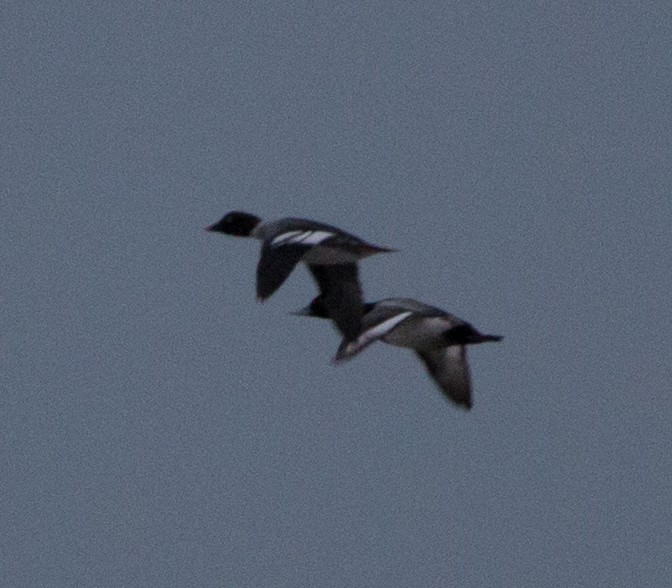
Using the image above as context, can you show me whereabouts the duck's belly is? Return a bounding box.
[382,317,448,350]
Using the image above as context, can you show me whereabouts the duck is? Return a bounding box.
[206,211,395,341]
[294,295,502,409]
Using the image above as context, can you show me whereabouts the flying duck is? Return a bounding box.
[295,296,502,409]
[207,211,395,340]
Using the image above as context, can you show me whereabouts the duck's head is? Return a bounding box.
[206,211,261,236]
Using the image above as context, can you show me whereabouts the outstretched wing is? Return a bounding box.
[415,347,472,409]
[256,242,309,300]
[256,226,344,300]
[308,264,364,341]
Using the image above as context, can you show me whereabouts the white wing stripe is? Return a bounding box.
[290,230,333,245]
[272,230,334,246]
[271,230,304,245]
[365,311,413,339]
[343,311,413,356]
[287,231,312,244]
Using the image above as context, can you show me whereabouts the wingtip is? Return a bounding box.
[332,346,354,365]
[449,396,472,410]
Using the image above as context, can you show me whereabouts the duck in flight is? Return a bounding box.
[295,295,502,409]
[207,211,395,341]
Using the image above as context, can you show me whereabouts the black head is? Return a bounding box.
[206,211,261,236]
[292,295,331,319]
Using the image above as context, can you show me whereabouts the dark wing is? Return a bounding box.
[415,347,472,409]
[308,264,363,341]
[256,242,310,300]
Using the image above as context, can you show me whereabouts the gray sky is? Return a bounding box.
[3,2,671,586]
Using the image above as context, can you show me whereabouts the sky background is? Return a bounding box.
[3,1,671,586]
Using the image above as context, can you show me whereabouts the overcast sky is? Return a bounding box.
[3,2,671,586]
